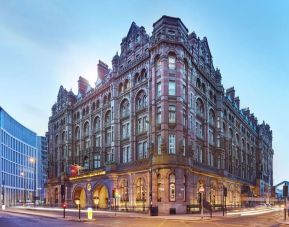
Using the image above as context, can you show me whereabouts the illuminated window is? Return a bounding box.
[169,173,176,201]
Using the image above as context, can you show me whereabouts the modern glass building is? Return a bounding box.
[0,107,37,207]
[37,135,48,204]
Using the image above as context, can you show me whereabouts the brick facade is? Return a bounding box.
[46,16,274,214]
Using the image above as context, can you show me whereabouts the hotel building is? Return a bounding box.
[46,16,274,214]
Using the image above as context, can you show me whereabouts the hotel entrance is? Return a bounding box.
[92,185,109,209]
[73,187,86,208]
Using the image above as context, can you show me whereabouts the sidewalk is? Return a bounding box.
[2,206,282,222]
[3,207,216,222]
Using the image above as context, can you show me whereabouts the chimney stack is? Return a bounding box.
[97,60,109,81]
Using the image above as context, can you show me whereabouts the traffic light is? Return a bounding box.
[112,188,116,198]
[283,185,288,197]
[223,187,227,197]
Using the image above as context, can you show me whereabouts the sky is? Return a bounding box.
[0,0,288,185]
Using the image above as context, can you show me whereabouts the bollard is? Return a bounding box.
[87,207,93,220]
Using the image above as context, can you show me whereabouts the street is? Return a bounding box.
[0,208,287,227]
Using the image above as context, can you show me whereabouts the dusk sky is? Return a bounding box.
[0,0,288,185]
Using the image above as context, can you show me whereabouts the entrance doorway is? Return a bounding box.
[92,185,109,209]
[73,187,86,208]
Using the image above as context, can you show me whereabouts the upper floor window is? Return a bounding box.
[83,122,89,137]
[196,98,204,117]
[157,82,161,97]
[122,145,131,163]
[157,134,162,155]
[75,127,80,140]
[104,111,111,127]
[169,134,176,154]
[137,141,148,160]
[121,122,130,139]
[137,115,148,134]
[128,40,132,49]
[120,99,130,118]
[168,56,176,70]
[196,120,203,139]
[156,106,161,124]
[94,116,101,132]
[209,109,215,126]
[136,91,147,110]
[169,105,176,123]
[169,81,176,95]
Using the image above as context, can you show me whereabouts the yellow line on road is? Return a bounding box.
[157,219,167,227]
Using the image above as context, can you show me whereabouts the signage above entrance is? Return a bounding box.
[69,170,106,181]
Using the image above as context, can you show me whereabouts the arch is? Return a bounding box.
[124,79,130,90]
[54,187,59,204]
[93,116,101,132]
[202,83,206,93]
[83,121,89,137]
[75,126,80,140]
[73,186,87,208]
[120,98,130,118]
[108,93,111,101]
[119,83,123,93]
[92,184,109,208]
[104,110,111,126]
[61,131,65,143]
[96,99,100,109]
[196,78,201,88]
[55,134,59,145]
[135,177,146,201]
[92,102,96,111]
[103,95,107,105]
[135,90,147,110]
[209,109,215,125]
[196,98,204,116]
[119,178,129,201]
[229,128,234,140]
[133,73,139,84]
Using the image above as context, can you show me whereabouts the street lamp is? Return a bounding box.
[93,196,99,209]
[29,157,36,207]
[75,198,81,219]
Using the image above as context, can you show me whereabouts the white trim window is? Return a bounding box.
[169,105,176,123]
[168,81,176,95]
[122,145,131,163]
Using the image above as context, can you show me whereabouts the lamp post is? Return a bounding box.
[29,157,36,207]
[75,198,81,219]
[93,196,99,209]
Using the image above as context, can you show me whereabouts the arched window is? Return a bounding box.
[134,73,139,85]
[104,111,111,127]
[94,116,100,132]
[120,179,129,201]
[108,93,111,101]
[136,178,145,201]
[196,78,201,88]
[61,131,65,143]
[120,99,129,118]
[136,91,147,110]
[209,109,215,126]
[75,127,80,140]
[124,79,130,90]
[155,57,161,75]
[103,96,107,105]
[119,83,123,93]
[196,98,204,116]
[83,122,89,137]
[202,83,206,93]
[229,128,234,140]
[92,102,96,111]
[169,173,176,201]
[96,100,100,109]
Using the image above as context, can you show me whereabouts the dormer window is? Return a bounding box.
[128,40,132,49]
[136,34,140,43]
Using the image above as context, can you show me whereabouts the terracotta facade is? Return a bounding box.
[46,16,274,214]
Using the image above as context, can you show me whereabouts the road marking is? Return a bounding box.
[157,219,167,227]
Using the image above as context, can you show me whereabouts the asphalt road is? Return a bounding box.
[0,209,287,227]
